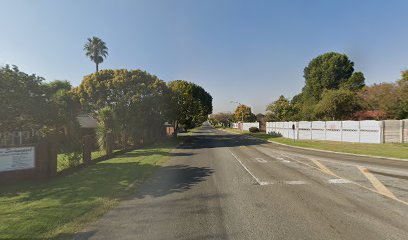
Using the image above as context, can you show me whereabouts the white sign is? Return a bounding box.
[0,147,35,172]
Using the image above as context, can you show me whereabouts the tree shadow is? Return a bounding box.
[134,165,214,199]
[179,133,266,150]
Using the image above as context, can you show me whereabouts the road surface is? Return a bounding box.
[75,124,408,240]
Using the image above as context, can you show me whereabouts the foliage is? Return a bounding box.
[76,69,172,144]
[314,89,360,120]
[265,95,295,121]
[0,65,51,131]
[265,52,368,121]
[96,107,116,151]
[233,104,256,122]
[84,36,108,72]
[168,80,213,130]
[357,82,400,119]
[209,112,234,127]
[248,127,259,133]
[340,71,365,91]
[303,52,355,102]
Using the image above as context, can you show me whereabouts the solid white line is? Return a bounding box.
[229,149,263,185]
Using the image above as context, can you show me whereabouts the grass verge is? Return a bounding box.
[222,128,408,160]
[0,138,179,239]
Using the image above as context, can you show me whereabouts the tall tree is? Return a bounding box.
[84,37,108,72]
[266,95,294,121]
[303,52,355,102]
[168,80,213,130]
[233,104,256,122]
[314,89,360,120]
[76,69,172,143]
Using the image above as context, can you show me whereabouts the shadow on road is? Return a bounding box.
[135,165,214,199]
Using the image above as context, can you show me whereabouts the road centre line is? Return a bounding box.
[357,166,398,200]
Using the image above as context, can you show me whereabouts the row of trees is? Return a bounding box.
[266,52,408,121]
[1,65,212,148]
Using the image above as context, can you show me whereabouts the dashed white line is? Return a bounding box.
[285,180,308,185]
[255,158,267,163]
[328,178,351,184]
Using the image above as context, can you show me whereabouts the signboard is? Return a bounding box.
[0,147,35,172]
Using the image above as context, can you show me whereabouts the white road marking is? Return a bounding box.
[328,178,351,184]
[285,180,308,185]
[229,149,263,185]
[255,158,267,163]
[276,157,291,163]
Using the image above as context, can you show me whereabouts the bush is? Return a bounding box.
[249,127,259,133]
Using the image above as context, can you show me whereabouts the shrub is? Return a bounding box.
[249,127,259,133]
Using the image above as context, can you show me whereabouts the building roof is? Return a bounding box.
[76,113,98,129]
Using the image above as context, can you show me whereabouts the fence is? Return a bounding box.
[265,120,408,144]
[231,122,260,131]
[0,130,39,147]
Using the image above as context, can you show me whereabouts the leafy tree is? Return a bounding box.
[168,80,213,130]
[209,112,233,127]
[0,65,51,131]
[233,104,256,122]
[84,36,108,72]
[357,82,400,119]
[303,52,355,102]
[44,80,80,131]
[340,71,365,91]
[397,70,408,118]
[314,89,360,120]
[266,95,294,121]
[76,69,172,143]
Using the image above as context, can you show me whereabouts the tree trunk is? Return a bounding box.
[96,63,99,72]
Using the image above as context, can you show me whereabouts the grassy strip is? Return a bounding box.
[57,149,125,172]
[0,138,179,239]
[222,128,408,160]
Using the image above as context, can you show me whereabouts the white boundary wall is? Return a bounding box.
[266,120,382,144]
[232,122,260,131]
[242,122,260,131]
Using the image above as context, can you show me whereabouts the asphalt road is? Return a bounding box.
[75,124,408,240]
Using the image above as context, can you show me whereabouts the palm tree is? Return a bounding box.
[84,36,108,72]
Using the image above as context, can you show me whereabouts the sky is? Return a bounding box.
[1,0,408,113]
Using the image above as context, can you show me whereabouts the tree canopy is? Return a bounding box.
[168,80,213,130]
[303,52,359,102]
[233,104,256,122]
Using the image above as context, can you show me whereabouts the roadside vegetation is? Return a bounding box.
[210,52,408,130]
[1,36,212,170]
[0,138,179,239]
[223,128,408,160]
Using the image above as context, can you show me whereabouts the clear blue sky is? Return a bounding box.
[1,0,408,113]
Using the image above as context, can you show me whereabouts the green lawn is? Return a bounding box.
[57,149,124,172]
[222,128,408,160]
[0,138,179,239]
